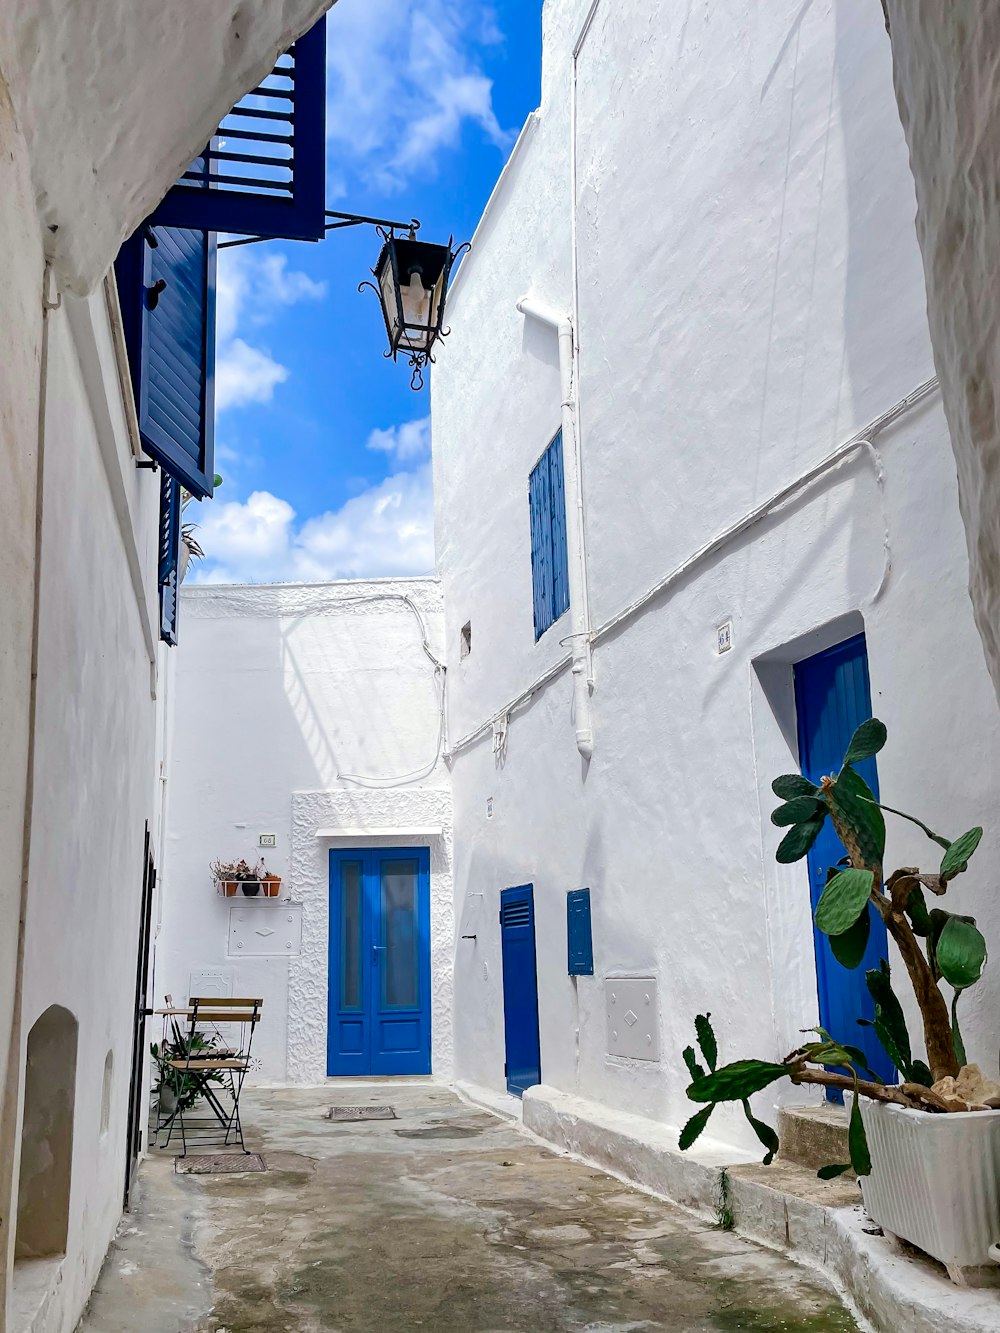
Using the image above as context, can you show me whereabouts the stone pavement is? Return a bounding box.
[78,1085,857,1332]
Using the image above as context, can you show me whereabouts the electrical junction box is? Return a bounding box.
[606,977,660,1060]
[228,905,302,957]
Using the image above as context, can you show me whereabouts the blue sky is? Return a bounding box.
[193,0,542,583]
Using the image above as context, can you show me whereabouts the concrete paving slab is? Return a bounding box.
[78,1085,857,1332]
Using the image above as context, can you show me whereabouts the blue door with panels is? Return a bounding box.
[794,634,895,1094]
[500,885,541,1096]
[328,848,431,1076]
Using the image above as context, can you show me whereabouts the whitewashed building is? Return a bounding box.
[157,579,453,1086]
[0,5,331,1329]
[430,0,1000,1153]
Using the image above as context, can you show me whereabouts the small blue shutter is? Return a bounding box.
[548,430,570,622]
[158,474,182,646]
[150,17,326,241]
[567,888,593,975]
[137,226,217,499]
[528,431,570,639]
[529,453,553,638]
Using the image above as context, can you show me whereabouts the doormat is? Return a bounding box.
[325,1105,397,1121]
[175,1153,267,1175]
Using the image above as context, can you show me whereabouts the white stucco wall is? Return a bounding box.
[432,0,1000,1152]
[158,580,453,1086]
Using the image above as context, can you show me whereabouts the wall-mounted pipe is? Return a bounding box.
[515,295,594,759]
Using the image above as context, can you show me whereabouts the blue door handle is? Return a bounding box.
[372,945,387,964]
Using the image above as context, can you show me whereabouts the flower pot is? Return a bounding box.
[859,1097,1000,1282]
[263,876,281,898]
[158,1085,178,1115]
[241,880,260,897]
[222,880,238,897]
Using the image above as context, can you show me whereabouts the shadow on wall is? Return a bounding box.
[15,1004,78,1261]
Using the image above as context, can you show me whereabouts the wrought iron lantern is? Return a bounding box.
[361,230,467,389]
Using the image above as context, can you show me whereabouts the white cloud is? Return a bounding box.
[366,416,430,465]
[216,338,288,412]
[326,0,514,192]
[191,464,435,583]
[215,248,327,410]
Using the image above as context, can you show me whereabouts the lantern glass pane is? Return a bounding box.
[400,273,432,351]
[378,259,401,346]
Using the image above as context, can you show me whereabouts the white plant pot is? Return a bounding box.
[859,1098,1000,1282]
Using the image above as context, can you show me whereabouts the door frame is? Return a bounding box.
[124,824,155,1208]
[327,846,432,1077]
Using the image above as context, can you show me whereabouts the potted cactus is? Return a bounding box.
[680,718,1000,1283]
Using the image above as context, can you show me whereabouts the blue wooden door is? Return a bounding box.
[794,635,895,1094]
[327,848,431,1076]
[500,885,541,1096]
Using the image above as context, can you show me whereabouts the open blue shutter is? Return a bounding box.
[158,474,182,646]
[138,226,217,499]
[529,452,553,638]
[150,17,326,241]
[548,430,570,622]
[567,889,593,976]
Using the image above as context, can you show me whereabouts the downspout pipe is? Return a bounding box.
[515,295,594,759]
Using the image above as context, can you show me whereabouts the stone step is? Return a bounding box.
[778,1104,850,1172]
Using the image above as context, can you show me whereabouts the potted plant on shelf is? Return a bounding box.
[679,718,1000,1283]
[210,859,241,896]
[258,860,282,897]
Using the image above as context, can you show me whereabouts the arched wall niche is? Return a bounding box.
[15,1004,79,1261]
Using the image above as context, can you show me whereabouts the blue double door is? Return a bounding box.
[794,634,895,1091]
[327,848,431,1076]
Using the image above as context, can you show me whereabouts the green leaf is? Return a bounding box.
[682,1045,706,1081]
[836,767,886,858]
[817,1162,852,1180]
[679,1104,715,1151]
[687,1059,790,1104]
[776,815,826,864]
[772,774,818,800]
[952,991,967,1068]
[742,1100,779,1166]
[940,827,984,881]
[849,1094,871,1176]
[909,1060,933,1088]
[936,916,987,990]
[828,774,885,864]
[865,960,912,1076]
[815,868,875,936]
[829,906,871,969]
[842,717,888,767]
[905,884,932,937]
[771,797,825,827]
[695,1014,718,1072]
[874,801,950,850]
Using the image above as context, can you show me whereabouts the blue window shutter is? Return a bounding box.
[158,474,182,646]
[529,451,553,638]
[149,17,326,241]
[548,430,570,622]
[136,226,216,499]
[567,889,593,976]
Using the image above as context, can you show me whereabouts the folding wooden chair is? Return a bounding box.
[164,997,262,1155]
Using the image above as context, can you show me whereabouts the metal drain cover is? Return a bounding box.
[325,1105,397,1121]
[175,1153,266,1175]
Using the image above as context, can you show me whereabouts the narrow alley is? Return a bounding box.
[79,1088,856,1332]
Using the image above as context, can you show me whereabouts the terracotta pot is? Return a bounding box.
[263,876,281,898]
[222,880,238,897]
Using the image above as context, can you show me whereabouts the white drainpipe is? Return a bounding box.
[515,295,594,760]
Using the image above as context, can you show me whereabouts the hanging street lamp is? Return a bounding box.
[361,229,469,389]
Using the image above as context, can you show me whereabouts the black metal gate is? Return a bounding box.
[124,824,156,1208]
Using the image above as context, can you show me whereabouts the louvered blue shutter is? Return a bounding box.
[548,430,570,623]
[135,226,217,499]
[567,889,593,976]
[529,450,553,638]
[150,17,326,241]
[158,474,182,646]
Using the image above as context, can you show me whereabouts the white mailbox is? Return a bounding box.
[606,976,660,1060]
[228,905,303,958]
